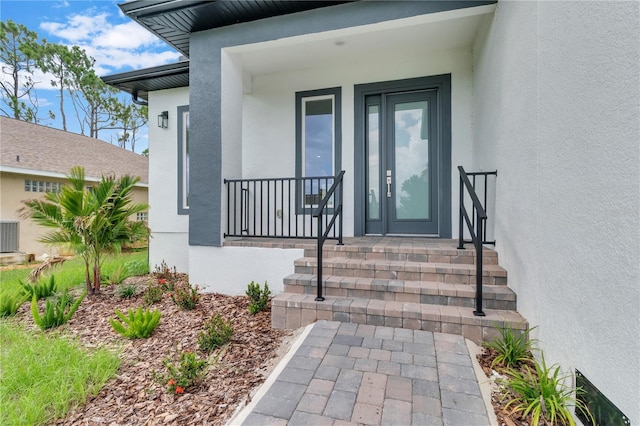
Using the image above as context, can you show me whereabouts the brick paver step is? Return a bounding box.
[283,274,517,310]
[294,257,508,285]
[272,293,527,345]
[303,245,499,265]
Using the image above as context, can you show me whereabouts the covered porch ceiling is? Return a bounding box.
[226,4,496,76]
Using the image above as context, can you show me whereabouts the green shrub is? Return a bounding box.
[483,324,536,369]
[19,276,58,300]
[123,260,149,277]
[246,281,271,314]
[161,352,208,395]
[170,283,200,310]
[500,354,594,426]
[0,290,28,318]
[31,290,86,330]
[198,314,234,351]
[117,283,137,299]
[102,265,125,286]
[143,284,163,305]
[110,307,161,339]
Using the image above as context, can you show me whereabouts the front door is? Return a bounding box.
[365,90,439,235]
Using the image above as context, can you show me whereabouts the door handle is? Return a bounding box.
[386,170,392,198]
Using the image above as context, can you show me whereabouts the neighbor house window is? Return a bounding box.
[177,105,189,215]
[295,87,341,211]
[137,212,148,222]
[24,179,61,193]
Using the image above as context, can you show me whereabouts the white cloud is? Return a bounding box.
[38,9,179,74]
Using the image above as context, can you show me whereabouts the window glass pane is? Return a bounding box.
[183,111,189,209]
[303,97,333,206]
[24,180,30,192]
[394,100,430,220]
[367,105,380,220]
[38,181,45,192]
[304,98,333,177]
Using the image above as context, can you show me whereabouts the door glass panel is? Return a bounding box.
[367,105,380,220]
[394,100,430,220]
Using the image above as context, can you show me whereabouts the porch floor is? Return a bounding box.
[224,236,470,251]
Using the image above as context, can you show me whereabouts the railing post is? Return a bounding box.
[474,214,485,316]
[316,215,324,301]
[458,175,465,250]
[338,178,344,245]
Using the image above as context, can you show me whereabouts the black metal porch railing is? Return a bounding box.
[313,170,344,301]
[224,175,343,240]
[457,166,497,316]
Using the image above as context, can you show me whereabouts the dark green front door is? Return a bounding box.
[365,90,440,235]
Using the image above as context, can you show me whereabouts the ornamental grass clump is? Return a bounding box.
[499,354,594,426]
[0,290,27,318]
[110,307,161,339]
[246,280,271,314]
[198,314,234,351]
[19,275,58,300]
[483,324,536,369]
[31,289,86,330]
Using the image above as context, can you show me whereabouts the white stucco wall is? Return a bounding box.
[148,87,190,273]
[241,45,475,238]
[472,1,640,423]
[189,245,303,295]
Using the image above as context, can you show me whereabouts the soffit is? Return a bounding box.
[119,0,353,57]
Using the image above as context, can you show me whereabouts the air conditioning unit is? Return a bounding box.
[0,221,19,253]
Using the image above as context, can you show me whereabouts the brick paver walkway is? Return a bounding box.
[234,320,490,425]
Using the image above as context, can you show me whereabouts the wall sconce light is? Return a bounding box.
[158,111,168,128]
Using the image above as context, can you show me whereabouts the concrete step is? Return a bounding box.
[303,245,499,265]
[271,293,528,345]
[283,274,517,310]
[294,257,508,286]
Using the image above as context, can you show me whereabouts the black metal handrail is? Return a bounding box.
[457,166,497,316]
[312,170,345,301]
[224,175,341,240]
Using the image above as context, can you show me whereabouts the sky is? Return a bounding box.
[0,0,182,153]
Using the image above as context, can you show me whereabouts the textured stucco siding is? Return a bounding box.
[472,1,640,422]
[147,87,190,273]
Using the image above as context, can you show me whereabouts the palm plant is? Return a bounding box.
[22,166,148,295]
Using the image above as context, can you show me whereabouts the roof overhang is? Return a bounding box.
[118,0,354,58]
[101,60,189,102]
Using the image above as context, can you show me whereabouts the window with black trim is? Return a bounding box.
[177,105,189,215]
[295,87,341,211]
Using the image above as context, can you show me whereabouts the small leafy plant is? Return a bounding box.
[170,283,200,310]
[198,314,234,351]
[103,265,125,286]
[246,281,271,314]
[117,282,138,299]
[31,290,86,330]
[143,284,164,305]
[110,307,161,339]
[483,324,536,369]
[19,276,58,300]
[500,354,594,426]
[162,352,208,395]
[153,260,178,281]
[0,290,28,318]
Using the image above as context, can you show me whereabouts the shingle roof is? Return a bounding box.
[0,117,148,184]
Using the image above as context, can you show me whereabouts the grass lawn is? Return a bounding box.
[0,250,149,295]
[0,321,121,426]
[0,250,147,425]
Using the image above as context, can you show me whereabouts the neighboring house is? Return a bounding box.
[103,1,639,423]
[0,116,149,257]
